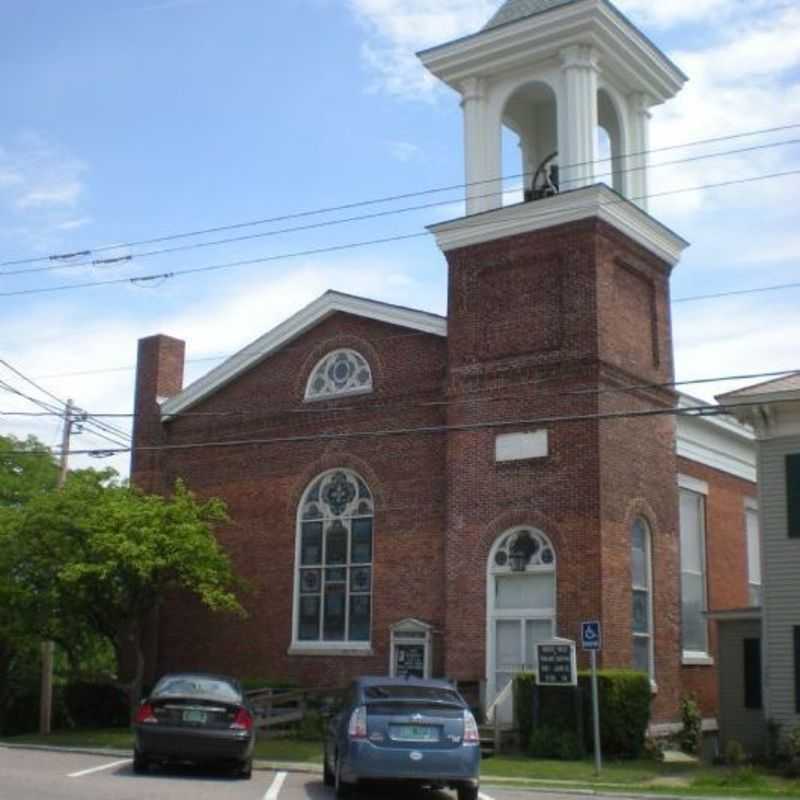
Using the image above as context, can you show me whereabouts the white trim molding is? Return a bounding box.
[678,474,709,496]
[418,0,686,105]
[676,395,756,483]
[682,651,715,667]
[161,291,446,418]
[428,184,689,266]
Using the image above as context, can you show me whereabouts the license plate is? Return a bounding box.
[390,724,438,741]
[183,709,207,724]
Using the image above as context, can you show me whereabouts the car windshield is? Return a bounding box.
[152,676,240,702]
[363,685,461,703]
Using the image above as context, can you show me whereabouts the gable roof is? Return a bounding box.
[718,372,800,400]
[483,0,577,31]
[160,291,447,419]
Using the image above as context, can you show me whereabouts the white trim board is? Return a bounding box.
[161,291,447,419]
[428,184,689,266]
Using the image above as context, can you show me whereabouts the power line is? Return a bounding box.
[2,167,799,299]
[5,136,799,279]
[2,121,799,271]
[0,361,132,448]
[10,396,791,460]
[1,368,794,420]
[19,278,800,382]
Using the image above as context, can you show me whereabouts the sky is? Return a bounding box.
[1,0,799,477]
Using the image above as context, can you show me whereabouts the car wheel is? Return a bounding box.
[323,747,335,787]
[237,758,252,780]
[334,753,352,797]
[132,750,148,775]
[457,783,479,800]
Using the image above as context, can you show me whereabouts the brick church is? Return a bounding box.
[131,0,760,726]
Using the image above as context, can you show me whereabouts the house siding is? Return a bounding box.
[717,619,765,757]
[759,434,800,728]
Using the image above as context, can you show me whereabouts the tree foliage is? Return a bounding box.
[0,434,244,725]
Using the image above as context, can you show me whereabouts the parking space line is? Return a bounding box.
[262,770,287,800]
[67,758,132,778]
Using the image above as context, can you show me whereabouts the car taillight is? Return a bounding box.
[347,705,368,739]
[135,703,158,725]
[230,708,253,731]
[462,710,480,745]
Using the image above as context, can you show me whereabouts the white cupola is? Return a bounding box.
[418,0,687,215]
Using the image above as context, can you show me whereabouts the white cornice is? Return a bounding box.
[428,184,689,266]
[418,0,685,103]
[160,292,447,419]
[676,395,757,483]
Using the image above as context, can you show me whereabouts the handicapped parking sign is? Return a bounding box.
[581,621,602,651]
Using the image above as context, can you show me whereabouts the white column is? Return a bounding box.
[461,77,500,215]
[627,92,652,211]
[559,45,599,191]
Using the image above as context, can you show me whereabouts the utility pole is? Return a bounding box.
[39,399,74,735]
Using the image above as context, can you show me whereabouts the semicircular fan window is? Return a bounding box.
[304,349,373,401]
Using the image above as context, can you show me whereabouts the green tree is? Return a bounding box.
[6,469,244,714]
[0,435,60,732]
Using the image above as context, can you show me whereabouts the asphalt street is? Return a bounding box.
[0,747,610,800]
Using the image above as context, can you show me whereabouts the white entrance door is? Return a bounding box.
[493,617,553,723]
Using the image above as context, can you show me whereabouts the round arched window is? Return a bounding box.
[304,349,373,401]
[294,470,373,645]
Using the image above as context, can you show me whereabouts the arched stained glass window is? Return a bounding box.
[304,349,373,401]
[294,470,373,645]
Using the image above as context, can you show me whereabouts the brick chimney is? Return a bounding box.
[131,334,185,492]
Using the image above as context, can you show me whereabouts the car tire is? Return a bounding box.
[323,748,335,787]
[132,750,148,775]
[457,784,479,800]
[334,753,352,797]
[237,758,252,780]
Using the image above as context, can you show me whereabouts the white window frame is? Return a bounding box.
[678,475,712,665]
[485,527,557,703]
[303,349,373,402]
[288,469,374,656]
[745,498,762,607]
[631,517,656,686]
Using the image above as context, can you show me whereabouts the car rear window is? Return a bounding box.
[152,676,240,702]
[363,685,462,703]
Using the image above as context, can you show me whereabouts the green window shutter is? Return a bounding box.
[787,454,800,538]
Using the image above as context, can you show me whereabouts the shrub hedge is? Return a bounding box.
[513,669,652,759]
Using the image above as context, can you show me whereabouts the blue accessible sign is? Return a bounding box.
[581,621,602,651]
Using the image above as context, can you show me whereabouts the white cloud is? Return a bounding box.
[387,140,422,162]
[348,0,497,98]
[55,217,93,231]
[16,181,83,210]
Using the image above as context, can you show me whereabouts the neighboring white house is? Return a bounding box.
[715,374,800,749]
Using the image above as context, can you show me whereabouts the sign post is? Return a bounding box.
[581,621,603,775]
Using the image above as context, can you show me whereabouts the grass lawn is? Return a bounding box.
[483,754,800,796]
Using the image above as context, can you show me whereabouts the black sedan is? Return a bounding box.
[133,672,255,778]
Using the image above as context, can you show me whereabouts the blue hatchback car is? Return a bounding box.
[323,676,481,799]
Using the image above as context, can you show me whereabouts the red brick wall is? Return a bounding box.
[677,456,757,717]
[440,218,680,721]
[131,217,754,726]
[134,312,449,687]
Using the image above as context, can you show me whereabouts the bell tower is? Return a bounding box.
[421,0,692,721]
[419,0,686,214]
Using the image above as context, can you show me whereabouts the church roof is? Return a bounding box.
[159,291,446,419]
[482,0,578,31]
